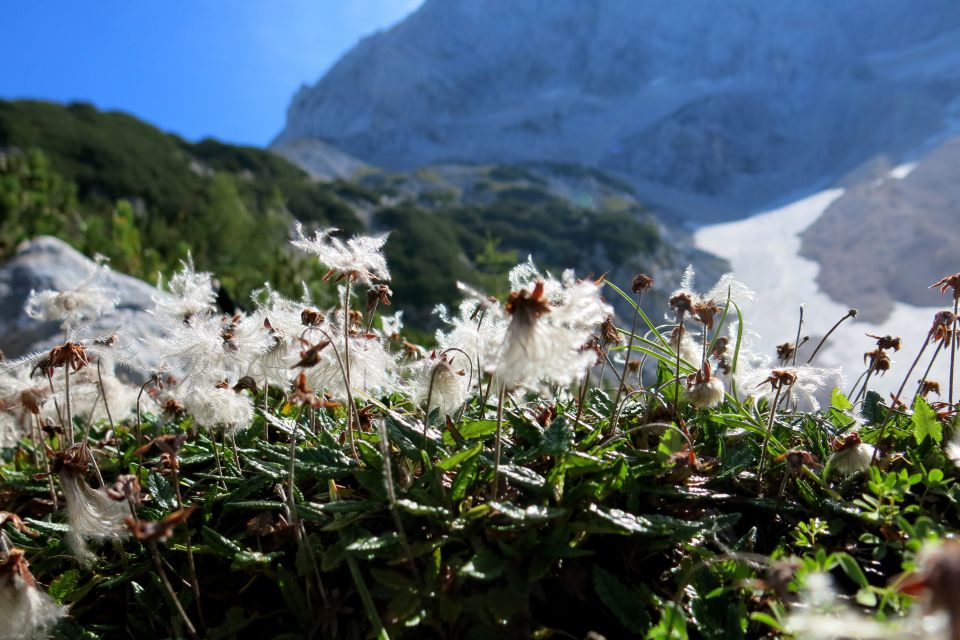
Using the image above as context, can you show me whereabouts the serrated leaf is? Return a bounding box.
[489,501,567,523]
[48,569,79,604]
[541,416,573,456]
[460,549,506,581]
[499,464,546,490]
[592,566,650,633]
[912,397,942,445]
[435,441,483,471]
[395,499,450,518]
[145,472,177,511]
[862,390,885,423]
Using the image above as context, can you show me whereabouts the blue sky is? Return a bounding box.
[0,1,423,146]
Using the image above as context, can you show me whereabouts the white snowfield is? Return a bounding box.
[694,182,952,400]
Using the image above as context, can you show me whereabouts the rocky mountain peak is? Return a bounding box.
[274,0,960,214]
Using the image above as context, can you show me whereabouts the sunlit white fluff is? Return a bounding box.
[670,265,756,310]
[0,550,68,640]
[290,223,390,285]
[736,365,844,412]
[152,256,217,322]
[687,376,725,409]
[496,261,610,391]
[25,257,118,330]
[435,287,508,378]
[181,384,254,435]
[60,470,130,565]
[409,351,470,418]
[828,437,876,477]
[302,325,397,402]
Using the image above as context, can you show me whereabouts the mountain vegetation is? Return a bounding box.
[0,100,664,331]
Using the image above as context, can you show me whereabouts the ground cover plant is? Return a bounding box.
[1,226,960,639]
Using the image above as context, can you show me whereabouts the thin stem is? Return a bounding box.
[951,299,958,405]
[170,465,205,631]
[871,334,932,465]
[914,340,945,401]
[611,292,643,413]
[64,365,74,446]
[95,359,116,435]
[287,415,301,540]
[150,541,199,639]
[343,280,357,458]
[791,305,804,366]
[757,384,786,489]
[490,386,506,500]
[376,419,420,580]
[807,309,857,364]
[34,414,58,509]
[673,312,686,422]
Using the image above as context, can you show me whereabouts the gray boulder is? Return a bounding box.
[0,236,169,374]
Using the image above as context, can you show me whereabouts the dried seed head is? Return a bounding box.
[631,273,654,294]
[669,292,694,315]
[691,300,721,330]
[301,308,325,327]
[919,380,941,398]
[864,349,891,374]
[366,284,393,312]
[124,507,197,544]
[504,281,551,326]
[930,311,958,342]
[776,342,797,364]
[600,316,620,345]
[930,273,960,301]
[232,376,259,394]
[867,333,902,352]
[106,475,142,507]
[759,369,798,391]
[828,432,874,477]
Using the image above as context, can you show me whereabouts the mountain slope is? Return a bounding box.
[275,0,960,213]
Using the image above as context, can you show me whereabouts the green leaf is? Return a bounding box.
[435,441,483,471]
[146,471,177,511]
[442,420,497,445]
[912,397,942,445]
[48,569,79,604]
[461,549,506,581]
[395,499,450,518]
[833,552,869,588]
[831,388,853,411]
[450,458,478,502]
[593,566,650,633]
[489,501,568,523]
[541,416,573,456]
[862,391,885,423]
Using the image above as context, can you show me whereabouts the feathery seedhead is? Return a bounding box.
[0,547,68,639]
[919,380,941,398]
[291,223,390,285]
[366,284,393,312]
[686,362,725,409]
[828,432,875,477]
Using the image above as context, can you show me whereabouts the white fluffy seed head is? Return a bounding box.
[687,377,725,409]
[60,470,130,565]
[291,223,390,285]
[0,552,68,640]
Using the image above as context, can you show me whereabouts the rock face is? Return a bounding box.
[274,0,960,213]
[0,236,169,372]
[800,136,960,323]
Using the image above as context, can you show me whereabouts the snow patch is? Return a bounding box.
[695,190,951,398]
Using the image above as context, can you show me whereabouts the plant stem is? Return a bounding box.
[491,386,506,500]
[170,465,205,631]
[871,334,932,465]
[611,292,643,414]
[64,365,73,445]
[343,280,357,458]
[757,384,786,489]
[951,299,958,405]
[914,340,945,401]
[807,309,857,364]
[150,541,199,639]
[791,305,804,366]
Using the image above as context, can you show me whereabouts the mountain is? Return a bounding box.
[274,0,960,214]
[800,135,960,323]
